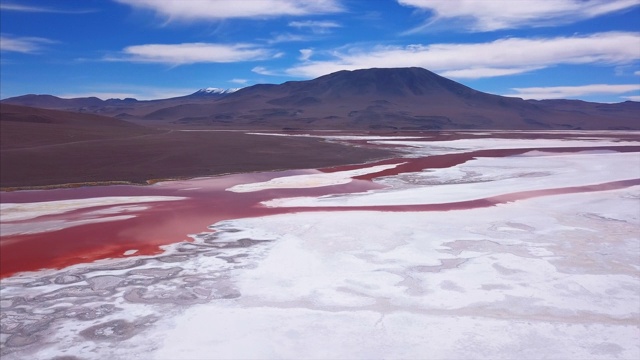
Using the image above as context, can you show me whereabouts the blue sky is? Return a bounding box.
[1,0,639,102]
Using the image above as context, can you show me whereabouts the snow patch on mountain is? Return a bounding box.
[195,87,240,95]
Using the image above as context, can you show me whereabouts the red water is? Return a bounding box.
[0,172,382,277]
[2,138,638,278]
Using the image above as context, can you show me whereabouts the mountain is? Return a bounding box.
[138,67,639,130]
[2,68,638,130]
[2,87,240,107]
[0,88,240,118]
[1,94,109,109]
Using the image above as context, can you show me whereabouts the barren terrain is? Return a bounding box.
[0,104,393,188]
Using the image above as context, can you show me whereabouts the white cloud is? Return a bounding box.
[289,20,341,33]
[252,66,282,76]
[439,67,545,79]
[267,33,310,44]
[112,43,273,64]
[623,95,640,101]
[0,35,56,53]
[0,3,95,13]
[230,78,249,84]
[283,32,640,79]
[114,0,343,20]
[504,84,640,100]
[299,49,313,61]
[398,0,640,32]
[635,70,640,75]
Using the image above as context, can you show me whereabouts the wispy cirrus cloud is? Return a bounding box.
[439,67,545,79]
[114,0,343,20]
[266,33,310,44]
[0,35,57,54]
[280,32,640,79]
[252,66,284,76]
[229,78,249,85]
[0,2,96,13]
[58,84,198,100]
[289,20,341,33]
[109,43,274,65]
[399,0,640,32]
[504,84,640,100]
[299,49,314,61]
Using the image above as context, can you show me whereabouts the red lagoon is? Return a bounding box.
[2,142,638,278]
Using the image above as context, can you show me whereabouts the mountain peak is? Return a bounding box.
[270,66,478,99]
[194,87,240,95]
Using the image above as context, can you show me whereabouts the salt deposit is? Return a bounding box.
[227,163,403,192]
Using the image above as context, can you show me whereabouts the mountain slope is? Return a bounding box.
[3,68,638,130]
[0,88,239,121]
[147,67,637,130]
[0,104,156,149]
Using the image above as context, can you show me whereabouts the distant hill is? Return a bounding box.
[0,103,156,149]
[2,87,238,108]
[1,88,239,121]
[2,68,638,130]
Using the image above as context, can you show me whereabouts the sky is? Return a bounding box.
[1,0,639,102]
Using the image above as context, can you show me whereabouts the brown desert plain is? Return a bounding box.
[0,104,394,189]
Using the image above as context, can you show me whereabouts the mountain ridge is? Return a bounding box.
[2,86,240,105]
[2,67,638,130]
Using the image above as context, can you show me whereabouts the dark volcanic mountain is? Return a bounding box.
[3,67,638,130]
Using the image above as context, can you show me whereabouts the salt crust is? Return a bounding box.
[1,133,639,360]
[151,186,640,360]
[373,137,640,158]
[0,196,186,236]
[1,196,186,222]
[226,163,403,192]
[149,135,639,360]
[263,151,640,207]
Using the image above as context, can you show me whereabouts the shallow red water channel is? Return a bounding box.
[2,142,639,278]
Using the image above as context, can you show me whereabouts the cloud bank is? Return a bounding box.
[281,32,640,79]
[114,0,343,20]
[113,43,274,64]
[505,84,640,100]
[399,0,640,32]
